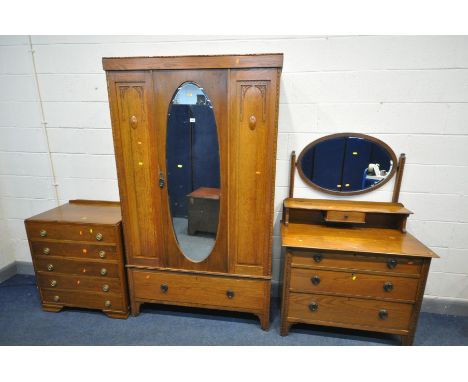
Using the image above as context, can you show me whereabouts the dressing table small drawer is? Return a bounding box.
[290,268,419,302]
[291,251,422,275]
[42,289,125,311]
[37,272,122,293]
[325,210,366,224]
[287,292,413,332]
[35,257,119,278]
[131,269,265,311]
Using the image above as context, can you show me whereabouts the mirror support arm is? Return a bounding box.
[288,151,296,199]
[392,153,406,203]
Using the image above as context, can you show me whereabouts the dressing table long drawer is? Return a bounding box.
[131,269,266,311]
[287,292,413,332]
[41,289,126,312]
[26,221,117,243]
[290,268,419,302]
[291,251,422,275]
[31,241,118,261]
[35,257,120,278]
[37,272,121,293]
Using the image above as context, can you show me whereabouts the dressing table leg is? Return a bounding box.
[42,304,63,313]
[401,334,415,346]
[280,321,291,336]
[259,311,270,331]
[131,300,141,317]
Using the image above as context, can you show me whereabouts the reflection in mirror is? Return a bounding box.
[298,134,396,194]
[166,82,220,262]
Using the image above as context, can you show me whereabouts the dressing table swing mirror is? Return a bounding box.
[280,132,438,345]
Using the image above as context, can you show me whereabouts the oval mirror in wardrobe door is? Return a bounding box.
[166,82,220,263]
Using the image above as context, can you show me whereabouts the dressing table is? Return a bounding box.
[280,133,438,345]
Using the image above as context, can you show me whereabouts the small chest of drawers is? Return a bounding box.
[280,199,438,345]
[25,200,129,318]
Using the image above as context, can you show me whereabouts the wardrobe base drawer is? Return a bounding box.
[131,269,267,312]
[287,292,413,332]
[41,289,126,312]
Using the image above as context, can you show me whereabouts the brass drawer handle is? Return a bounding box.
[39,229,47,237]
[383,282,394,292]
[308,302,318,312]
[47,264,54,272]
[311,275,321,285]
[53,295,60,302]
[313,254,322,263]
[99,250,106,259]
[96,233,103,241]
[387,258,397,269]
[50,280,57,287]
[226,289,235,299]
[102,284,110,292]
[104,300,112,308]
[43,247,50,255]
[160,284,168,293]
[100,268,108,276]
[379,309,388,320]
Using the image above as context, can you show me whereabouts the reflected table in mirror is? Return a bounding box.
[187,187,220,236]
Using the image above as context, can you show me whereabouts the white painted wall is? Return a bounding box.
[0,35,467,304]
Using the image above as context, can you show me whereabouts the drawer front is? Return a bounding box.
[37,272,122,294]
[35,257,119,278]
[42,289,125,311]
[290,268,419,302]
[26,221,117,244]
[132,269,265,311]
[291,251,422,275]
[31,241,118,261]
[288,292,413,331]
[325,210,366,224]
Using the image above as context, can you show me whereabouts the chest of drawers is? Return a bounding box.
[25,200,129,318]
[280,199,438,345]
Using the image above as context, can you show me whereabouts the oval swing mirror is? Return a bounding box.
[166,82,220,262]
[297,133,398,195]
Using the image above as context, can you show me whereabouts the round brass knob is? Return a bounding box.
[226,289,235,299]
[104,300,112,308]
[43,247,50,255]
[53,295,60,302]
[102,284,110,292]
[50,280,57,287]
[96,233,103,241]
[160,284,168,293]
[98,250,106,259]
[387,258,398,269]
[308,302,318,312]
[313,254,322,263]
[39,229,47,237]
[100,268,107,276]
[311,275,321,285]
[379,309,388,320]
[47,264,54,272]
[383,282,394,292]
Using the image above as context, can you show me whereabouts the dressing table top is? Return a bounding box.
[282,223,438,258]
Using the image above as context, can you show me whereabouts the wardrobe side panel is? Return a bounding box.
[229,69,279,276]
[106,71,163,266]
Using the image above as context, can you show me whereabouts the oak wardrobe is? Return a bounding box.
[103,54,283,329]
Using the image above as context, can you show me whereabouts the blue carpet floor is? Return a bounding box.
[0,275,467,346]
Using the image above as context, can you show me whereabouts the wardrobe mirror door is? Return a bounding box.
[166,82,220,263]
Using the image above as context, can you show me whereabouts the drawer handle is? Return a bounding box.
[226,289,235,299]
[99,250,106,259]
[387,258,397,269]
[47,264,54,272]
[308,302,318,312]
[379,309,388,320]
[96,233,103,241]
[39,229,47,237]
[313,254,322,263]
[53,295,60,302]
[105,300,112,308]
[311,275,321,285]
[383,282,394,292]
[43,247,50,255]
[160,284,168,293]
[102,284,110,292]
[50,280,57,287]
[100,268,108,276]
